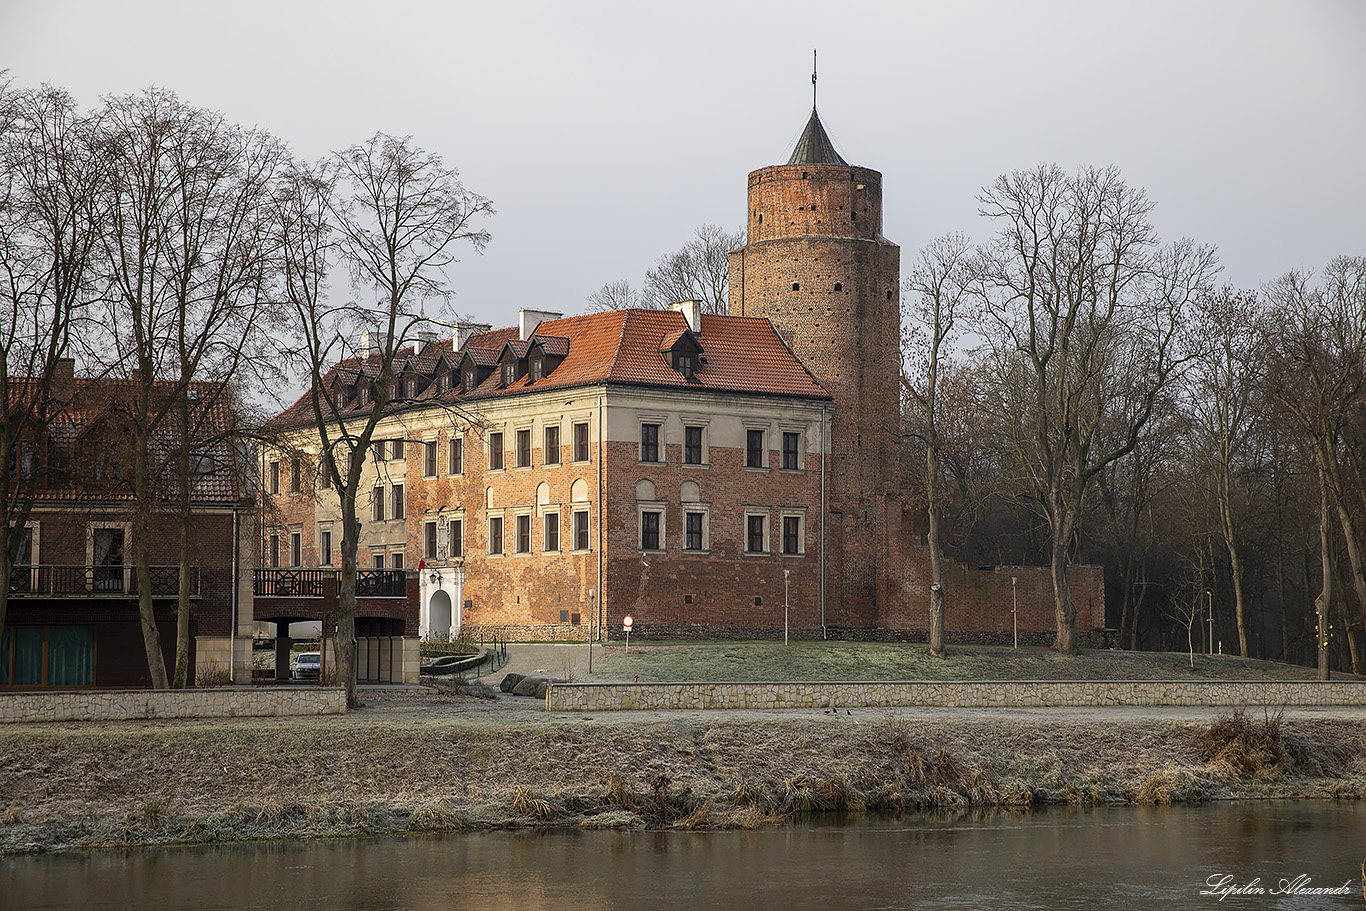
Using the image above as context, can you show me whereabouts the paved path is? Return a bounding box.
[472,642,600,686]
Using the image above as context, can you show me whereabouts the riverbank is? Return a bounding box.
[3,686,1365,855]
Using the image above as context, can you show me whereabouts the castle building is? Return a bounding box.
[259,102,1105,657]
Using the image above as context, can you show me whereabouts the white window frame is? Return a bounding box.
[744,509,769,555]
[637,502,666,552]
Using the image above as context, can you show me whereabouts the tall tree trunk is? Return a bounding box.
[926,439,945,657]
[134,423,169,689]
[173,410,193,688]
[1314,470,1334,681]
[336,460,361,708]
[1050,518,1077,654]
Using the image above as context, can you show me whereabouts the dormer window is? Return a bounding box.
[440,373,450,392]
[406,378,417,398]
[502,363,516,386]
[530,357,543,381]
[676,353,694,378]
[389,381,400,400]
[359,384,370,406]
[464,368,476,392]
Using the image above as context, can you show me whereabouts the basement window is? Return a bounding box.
[834,282,842,292]
[792,282,800,291]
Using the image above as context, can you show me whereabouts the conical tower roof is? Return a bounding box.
[786,107,848,166]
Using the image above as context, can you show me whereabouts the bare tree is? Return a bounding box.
[589,224,742,314]
[969,163,1218,653]
[586,278,643,311]
[1262,257,1366,676]
[1185,288,1265,656]
[901,233,971,657]
[93,88,284,688]
[0,82,102,637]
[277,133,492,709]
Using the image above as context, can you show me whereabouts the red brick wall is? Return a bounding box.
[600,436,826,637]
[728,161,902,630]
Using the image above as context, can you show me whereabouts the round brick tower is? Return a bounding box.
[728,106,901,628]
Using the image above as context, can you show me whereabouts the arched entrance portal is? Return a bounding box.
[428,590,453,640]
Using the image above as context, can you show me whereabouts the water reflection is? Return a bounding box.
[5,803,1364,910]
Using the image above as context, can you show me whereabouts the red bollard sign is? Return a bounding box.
[623,615,633,653]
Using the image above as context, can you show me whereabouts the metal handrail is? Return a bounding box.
[6,564,199,597]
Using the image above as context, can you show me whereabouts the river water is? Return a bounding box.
[5,803,1364,910]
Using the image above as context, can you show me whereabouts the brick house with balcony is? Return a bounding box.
[3,363,254,688]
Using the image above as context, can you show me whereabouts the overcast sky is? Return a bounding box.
[4,0,1364,338]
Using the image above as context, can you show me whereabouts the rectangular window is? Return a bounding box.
[268,533,280,568]
[516,514,531,553]
[574,510,589,551]
[516,429,531,468]
[373,553,385,569]
[782,432,800,470]
[425,521,438,559]
[391,439,404,460]
[290,531,302,567]
[746,429,765,468]
[489,516,504,555]
[391,551,404,570]
[685,512,703,551]
[489,432,504,470]
[93,527,125,590]
[449,437,463,475]
[783,516,802,554]
[746,514,767,553]
[641,510,661,550]
[544,512,560,552]
[640,423,660,462]
[450,519,463,558]
[573,422,589,462]
[268,460,280,495]
[1,625,94,686]
[373,486,385,522]
[290,458,301,492]
[544,425,560,465]
[320,530,332,566]
[391,484,405,520]
[424,441,437,477]
[318,455,332,489]
[684,426,703,464]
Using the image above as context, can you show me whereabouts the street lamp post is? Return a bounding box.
[587,588,596,674]
[784,569,790,646]
[1011,576,1018,649]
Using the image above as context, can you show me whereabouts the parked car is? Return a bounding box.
[291,651,321,680]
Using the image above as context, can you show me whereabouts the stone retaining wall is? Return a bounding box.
[0,687,347,724]
[546,680,1366,712]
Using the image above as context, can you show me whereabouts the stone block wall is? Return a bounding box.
[0,687,347,723]
[547,679,1366,712]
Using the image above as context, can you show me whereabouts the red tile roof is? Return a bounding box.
[267,309,829,430]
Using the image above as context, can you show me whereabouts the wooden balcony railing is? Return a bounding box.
[6,565,199,598]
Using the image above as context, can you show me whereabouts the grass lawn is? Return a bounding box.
[582,641,1340,683]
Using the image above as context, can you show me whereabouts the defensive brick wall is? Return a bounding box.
[547,679,1366,712]
[0,687,346,723]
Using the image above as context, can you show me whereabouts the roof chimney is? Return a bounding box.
[670,299,702,333]
[452,322,492,350]
[53,357,76,405]
[415,330,439,353]
[518,309,562,341]
[359,331,381,358]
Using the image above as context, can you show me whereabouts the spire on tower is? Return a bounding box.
[788,49,847,166]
